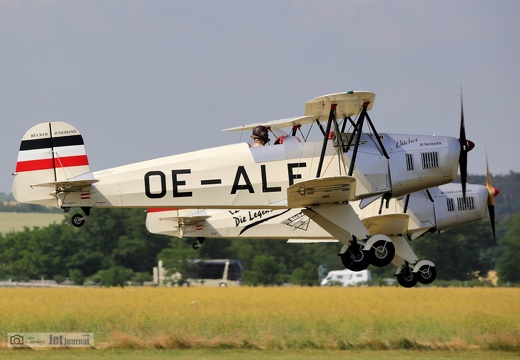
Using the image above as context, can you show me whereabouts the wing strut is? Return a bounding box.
[315,104,336,178]
[343,102,389,176]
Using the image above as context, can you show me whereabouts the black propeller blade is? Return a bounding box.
[486,154,499,242]
[459,94,468,199]
[458,94,475,199]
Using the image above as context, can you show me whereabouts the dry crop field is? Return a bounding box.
[0,212,64,233]
[0,287,518,353]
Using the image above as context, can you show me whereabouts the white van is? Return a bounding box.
[320,269,371,287]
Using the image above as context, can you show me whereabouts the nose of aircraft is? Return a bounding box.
[467,140,475,152]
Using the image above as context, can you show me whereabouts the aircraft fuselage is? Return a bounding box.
[58,132,460,209]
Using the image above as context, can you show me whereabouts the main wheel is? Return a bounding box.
[369,240,395,267]
[396,269,418,288]
[71,214,85,228]
[340,248,370,271]
[416,265,437,285]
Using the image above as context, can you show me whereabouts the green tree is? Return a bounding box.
[414,220,496,280]
[156,238,195,280]
[90,266,133,287]
[65,208,170,275]
[244,254,286,286]
[68,268,85,285]
[290,261,319,286]
[496,213,520,284]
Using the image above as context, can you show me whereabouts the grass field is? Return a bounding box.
[0,287,518,357]
[0,212,64,234]
[1,349,519,360]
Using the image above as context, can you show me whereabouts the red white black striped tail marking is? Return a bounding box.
[13,122,92,206]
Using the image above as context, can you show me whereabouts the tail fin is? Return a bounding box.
[12,122,92,207]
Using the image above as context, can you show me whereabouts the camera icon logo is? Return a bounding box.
[9,334,24,346]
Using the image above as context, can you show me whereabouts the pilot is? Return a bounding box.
[251,125,270,147]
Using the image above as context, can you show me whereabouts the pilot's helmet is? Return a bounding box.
[251,125,270,143]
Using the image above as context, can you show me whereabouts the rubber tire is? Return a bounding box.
[396,270,418,288]
[340,248,370,272]
[71,214,85,228]
[417,265,437,285]
[369,240,395,267]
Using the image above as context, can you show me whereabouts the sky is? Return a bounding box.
[1,0,519,194]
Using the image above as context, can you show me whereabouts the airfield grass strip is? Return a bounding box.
[95,333,520,351]
[0,287,519,351]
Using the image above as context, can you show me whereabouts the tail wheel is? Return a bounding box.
[192,237,205,250]
[71,214,86,228]
[396,269,418,288]
[340,248,370,272]
[417,265,437,285]
[369,240,395,267]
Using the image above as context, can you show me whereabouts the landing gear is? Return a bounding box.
[192,237,205,250]
[416,264,437,285]
[391,237,438,287]
[396,264,418,288]
[394,259,436,288]
[368,239,395,267]
[339,235,395,271]
[71,214,86,228]
[340,239,370,271]
[70,207,91,228]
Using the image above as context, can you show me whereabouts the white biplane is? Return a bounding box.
[12,91,476,284]
[146,175,498,287]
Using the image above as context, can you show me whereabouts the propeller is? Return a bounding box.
[485,153,500,242]
[458,94,475,199]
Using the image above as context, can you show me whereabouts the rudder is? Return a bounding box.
[12,122,91,207]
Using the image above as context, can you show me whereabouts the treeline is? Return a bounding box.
[0,171,519,286]
[465,171,520,217]
[0,209,170,285]
[0,207,519,286]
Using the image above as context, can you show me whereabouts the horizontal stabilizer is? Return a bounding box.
[174,215,211,224]
[146,208,211,224]
[31,179,99,190]
[287,176,356,207]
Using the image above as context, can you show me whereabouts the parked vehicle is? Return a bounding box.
[153,259,244,287]
[320,269,371,287]
[186,259,244,287]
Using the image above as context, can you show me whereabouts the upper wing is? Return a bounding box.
[304,91,376,120]
[222,116,316,132]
